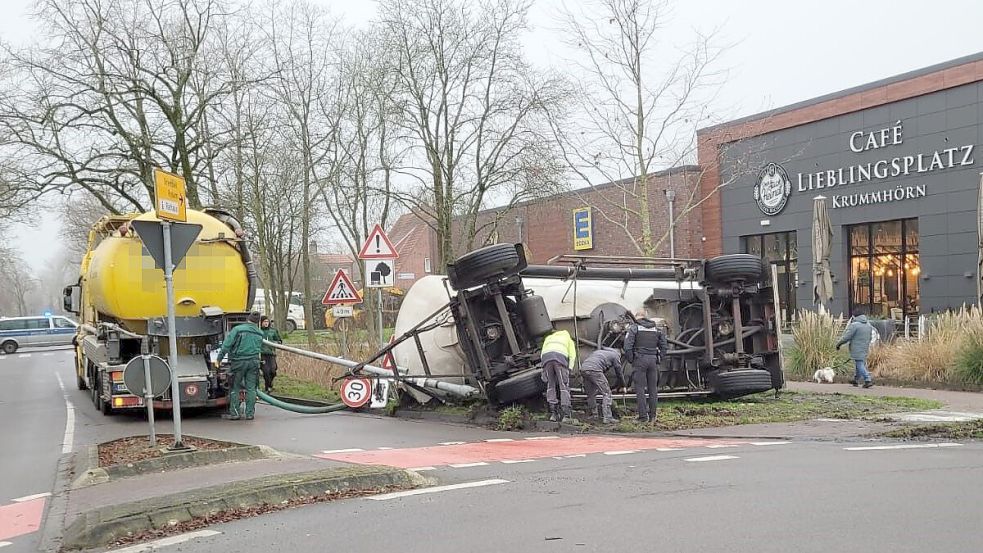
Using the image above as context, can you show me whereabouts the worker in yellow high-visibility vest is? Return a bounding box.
[540,328,578,424]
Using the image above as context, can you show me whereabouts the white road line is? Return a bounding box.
[18,354,31,358]
[108,530,222,553]
[706,444,739,449]
[449,462,489,468]
[368,479,509,501]
[42,352,55,357]
[0,541,11,548]
[484,438,515,443]
[525,436,560,440]
[564,454,587,458]
[603,450,639,456]
[55,373,75,454]
[12,492,51,503]
[844,443,963,451]
[439,441,466,446]
[408,467,436,472]
[656,447,683,452]
[501,459,535,464]
[377,447,394,450]
[320,448,364,454]
[750,441,791,446]
[685,455,739,462]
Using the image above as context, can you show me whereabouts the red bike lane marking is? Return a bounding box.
[0,497,46,541]
[314,436,745,468]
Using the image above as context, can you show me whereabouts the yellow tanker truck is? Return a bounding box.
[63,208,258,414]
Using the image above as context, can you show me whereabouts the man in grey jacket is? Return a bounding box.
[836,314,875,388]
[580,348,623,424]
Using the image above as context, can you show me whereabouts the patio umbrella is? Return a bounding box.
[812,196,834,308]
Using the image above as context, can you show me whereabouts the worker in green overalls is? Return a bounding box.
[213,312,265,420]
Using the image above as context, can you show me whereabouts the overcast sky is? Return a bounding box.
[5,0,983,271]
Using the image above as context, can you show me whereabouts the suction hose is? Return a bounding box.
[257,390,349,414]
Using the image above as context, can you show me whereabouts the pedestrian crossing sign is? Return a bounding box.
[322,270,362,305]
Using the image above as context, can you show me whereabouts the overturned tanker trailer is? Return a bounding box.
[377,244,784,405]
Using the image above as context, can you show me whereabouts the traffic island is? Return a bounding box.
[62,465,431,551]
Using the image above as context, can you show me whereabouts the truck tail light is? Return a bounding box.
[111,371,124,382]
[113,396,143,408]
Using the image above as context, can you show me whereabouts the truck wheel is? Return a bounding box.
[76,373,87,391]
[1,341,17,355]
[711,369,774,399]
[448,244,521,290]
[492,369,545,404]
[284,320,297,333]
[705,254,766,286]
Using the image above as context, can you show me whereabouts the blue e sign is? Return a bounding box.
[572,207,593,250]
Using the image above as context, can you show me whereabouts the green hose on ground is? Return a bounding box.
[256,389,349,414]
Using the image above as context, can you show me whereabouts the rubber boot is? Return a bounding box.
[561,405,578,425]
[601,403,615,424]
[548,405,560,422]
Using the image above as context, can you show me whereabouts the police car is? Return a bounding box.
[0,314,78,354]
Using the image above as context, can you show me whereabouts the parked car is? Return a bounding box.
[0,315,78,354]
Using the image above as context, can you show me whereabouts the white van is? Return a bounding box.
[251,289,306,332]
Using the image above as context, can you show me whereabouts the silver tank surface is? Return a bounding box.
[392,275,698,403]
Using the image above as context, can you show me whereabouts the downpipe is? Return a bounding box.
[265,340,481,399]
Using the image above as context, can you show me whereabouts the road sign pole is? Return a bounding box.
[377,288,384,347]
[162,221,185,450]
[142,353,156,447]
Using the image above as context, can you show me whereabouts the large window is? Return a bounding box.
[848,219,919,320]
[743,231,798,323]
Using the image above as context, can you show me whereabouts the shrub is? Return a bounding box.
[786,309,850,379]
[497,405,526,431]
[954,323,983,385]
[871,306,983,383]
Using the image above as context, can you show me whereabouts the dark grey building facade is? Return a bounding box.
[699,53,983,323]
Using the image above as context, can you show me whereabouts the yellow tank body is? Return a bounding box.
[82,209,249,325]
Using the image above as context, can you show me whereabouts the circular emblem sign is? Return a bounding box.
[341,378,372,409]
[753,163,792,216]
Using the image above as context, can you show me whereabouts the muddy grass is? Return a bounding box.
[878,419,983,440]
[98,435,240,467]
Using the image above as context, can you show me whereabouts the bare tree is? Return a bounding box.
[549,0,725,257]
[378,0,568,271]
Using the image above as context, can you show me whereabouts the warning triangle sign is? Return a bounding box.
[322,270,362,305]
[358,224,399,259]
[382,337,397,373]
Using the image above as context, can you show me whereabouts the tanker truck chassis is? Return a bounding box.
[370,244,785,406]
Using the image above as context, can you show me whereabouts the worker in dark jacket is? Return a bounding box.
[260,316,282,393]
[623,311,667,422]
[214,312,265,420]
[836,314,875,388]
[580,348,622,423]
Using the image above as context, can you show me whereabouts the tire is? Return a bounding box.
[705,254,766,286]
[284,319,297,333]
[711,369,774,399]
[492,369,546,404]
[76,373,87,391]
[448,244,521,290]
[1,341,17,355]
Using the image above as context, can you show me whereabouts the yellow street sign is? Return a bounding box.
[153,168,187,222]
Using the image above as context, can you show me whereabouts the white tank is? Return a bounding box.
[392,275,698,402]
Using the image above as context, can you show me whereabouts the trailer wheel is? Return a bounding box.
[492,369,545,404]
[711,369,774,399]
[448,244,521,290]
[284,319,297,333]
[705,254,766,286]
[1,341,17,355]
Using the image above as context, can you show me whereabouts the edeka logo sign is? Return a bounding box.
[573,207,593,250]
[753,163,792,216]
[755,120,976,212]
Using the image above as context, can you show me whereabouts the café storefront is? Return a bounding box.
[698,53,983,324]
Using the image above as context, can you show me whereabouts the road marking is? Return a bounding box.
[408,467,436,472]
[54,374,75,454]
[368,479,509,501]
[449,462,489,468]
[439,441,466,446]
[706,444,739,449]
[501,459,535,464]
[17,354,30,358]
[320,448,364,454]
[685,455,740,462]
[602,450,638,456]
[108,530,222,553]
[564,454,587,458]
[377,447,394,450]
[656,447,683,451]
[484,438,515,443]
[11,493,50,503]
[750,441,791,446]
[0,498,46,541]
[0,541,10,548]
[525,436,560,440]
[42,353,54,357]
[844,443,963,451]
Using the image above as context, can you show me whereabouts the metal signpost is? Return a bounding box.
[358,224,399,348]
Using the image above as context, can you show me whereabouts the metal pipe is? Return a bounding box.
[521,265,679,281]
[665,188,676,258]
[265,341,481,399]
[162,221,185,449]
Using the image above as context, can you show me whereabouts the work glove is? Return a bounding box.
[213,360,221,369]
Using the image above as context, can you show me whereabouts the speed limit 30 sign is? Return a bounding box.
[341,378,372,409]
